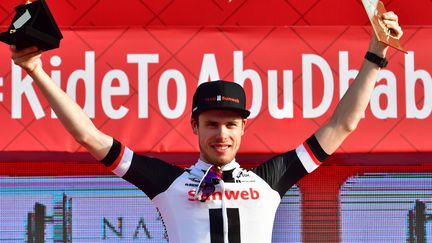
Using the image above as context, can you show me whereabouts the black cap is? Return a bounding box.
[192,80,250,118]
[0,0,63,51]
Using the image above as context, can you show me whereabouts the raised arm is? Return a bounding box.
[11,46,113,160]
[314,11,403,154]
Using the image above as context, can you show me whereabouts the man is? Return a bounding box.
[11,11,402,243]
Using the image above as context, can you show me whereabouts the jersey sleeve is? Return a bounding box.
[251,135,329,197]
[99,138,184,199]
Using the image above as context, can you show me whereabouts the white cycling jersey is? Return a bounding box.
[100,135,328,243]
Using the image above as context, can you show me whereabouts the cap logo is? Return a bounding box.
[205,97,217,102]
[192,81,249,118]
[204,95,240,104]
[221,96,240,103]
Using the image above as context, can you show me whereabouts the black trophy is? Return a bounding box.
[0,0,63,51]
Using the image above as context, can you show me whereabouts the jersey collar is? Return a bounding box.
[195,159,240,171]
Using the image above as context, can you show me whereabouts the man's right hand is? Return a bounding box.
[10,45,42,74]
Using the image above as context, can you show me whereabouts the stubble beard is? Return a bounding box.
[200,144,235,167]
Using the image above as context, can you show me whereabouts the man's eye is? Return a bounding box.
[207,124,217,128]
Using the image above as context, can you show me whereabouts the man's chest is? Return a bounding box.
[166,170,281,209]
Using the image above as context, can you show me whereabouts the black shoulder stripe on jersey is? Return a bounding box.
[251,151,308,198]
[123,154,185,200]
[99,138,121,167]
[306,135,329,162]
[251,134,330,198]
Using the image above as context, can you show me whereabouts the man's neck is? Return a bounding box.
[196,159,239,171]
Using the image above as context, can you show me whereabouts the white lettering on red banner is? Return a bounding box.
[6,51,432,120]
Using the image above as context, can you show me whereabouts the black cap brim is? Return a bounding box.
[192,106,250,119]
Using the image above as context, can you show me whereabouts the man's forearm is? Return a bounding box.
[28,65,112,160]
[333,38,388,129]
[314,38,389,154]
[334,57,382,131]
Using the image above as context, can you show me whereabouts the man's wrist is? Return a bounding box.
[368,36,388,58]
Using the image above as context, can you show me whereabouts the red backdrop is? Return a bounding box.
[0,0,431,157]
[1,1,431,242]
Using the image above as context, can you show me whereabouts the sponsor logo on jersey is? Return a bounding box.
[187,177,201,183]
[187,188,260,201]
[233,170,256,183]
[235,171,250,178]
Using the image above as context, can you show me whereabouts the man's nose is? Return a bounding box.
[215,125,228,140]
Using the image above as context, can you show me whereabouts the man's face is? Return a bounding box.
[191,110,246,167]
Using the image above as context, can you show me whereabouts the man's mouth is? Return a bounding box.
[211,144,231,153]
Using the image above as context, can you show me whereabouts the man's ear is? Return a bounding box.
[191,118,198,135]
[241,119,247,136]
